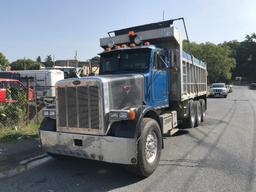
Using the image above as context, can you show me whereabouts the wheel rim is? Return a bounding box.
[145,131,158,164]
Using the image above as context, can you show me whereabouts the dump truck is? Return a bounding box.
[40,19,207,177]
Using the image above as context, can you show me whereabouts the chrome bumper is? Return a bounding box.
[40,130,137,165]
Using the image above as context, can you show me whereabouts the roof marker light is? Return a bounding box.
[130,43,136,48]
[128,31,136,36]
[105,47,111,52]
[121,44,128,48]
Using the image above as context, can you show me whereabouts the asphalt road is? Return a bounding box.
[1,86,256,192]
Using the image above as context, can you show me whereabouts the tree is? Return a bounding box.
[44,55,54,67]
[183,41,235,83]
[0,52,9,71]
[224,34,256,81]
[10,59,40,70]
[36,56,42,63]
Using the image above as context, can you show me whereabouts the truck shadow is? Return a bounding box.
[29,157,143,191]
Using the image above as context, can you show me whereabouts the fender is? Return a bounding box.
[134,105,162,138]
[40,117,56,132]
[107,105,163,142]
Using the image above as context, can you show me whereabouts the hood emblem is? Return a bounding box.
[123,85,131,94]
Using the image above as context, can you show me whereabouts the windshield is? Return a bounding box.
[99,48,151,74]
[212,83,225,88]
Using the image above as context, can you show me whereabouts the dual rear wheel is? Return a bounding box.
[186,99,206,128]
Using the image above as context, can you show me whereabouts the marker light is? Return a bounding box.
[128,108,136,120]
[121,44,128,48]
[130,43,136,48]
[105,47,111,52]
[114,45,121,49]
[128,31,136,36]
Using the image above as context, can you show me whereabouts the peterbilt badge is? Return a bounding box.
[123,85,131,94]
[72,80,81,85]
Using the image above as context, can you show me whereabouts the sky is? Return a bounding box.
[0,0,256,62]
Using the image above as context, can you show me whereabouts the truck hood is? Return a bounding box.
[99,74,144,111]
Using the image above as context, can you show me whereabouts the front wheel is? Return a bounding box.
[135,118,162,178]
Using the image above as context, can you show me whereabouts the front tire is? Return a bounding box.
[135,118,162,177]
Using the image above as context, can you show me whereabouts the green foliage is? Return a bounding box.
[0,52,9,70]
[0,121,39,143]
[44,55,54,67]
[0,91,27,127]
[223,34,256,81]
[36,56,42,63]
[183,41,235,83]
[10,59,40,70]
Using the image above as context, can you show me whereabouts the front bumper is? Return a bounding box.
[40,130,137,165]
[213,92,227,97]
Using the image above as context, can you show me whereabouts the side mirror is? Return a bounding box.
[0,88,7,102]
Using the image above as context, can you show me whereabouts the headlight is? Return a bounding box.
[109,108,136,122]
[119,112,129,119]
[43,110,49,116]
[109,112,119,119]
[43,109,56,119]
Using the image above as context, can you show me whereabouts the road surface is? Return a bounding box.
[0,86,256,192]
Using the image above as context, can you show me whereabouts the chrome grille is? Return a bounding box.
[57,84,101,131]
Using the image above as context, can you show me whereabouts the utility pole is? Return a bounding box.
[75,50,78,68]
[53,54,55,67]
[23,57,26,70]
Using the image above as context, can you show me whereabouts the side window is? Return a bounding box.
[154,53,166,71]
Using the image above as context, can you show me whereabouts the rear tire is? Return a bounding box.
[199,99,206,122]
[185,100,196,128]
[195,101,201,127]
[134,118,162,178]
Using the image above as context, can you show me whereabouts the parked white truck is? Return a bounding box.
[13,69,64,102]
[40,19,207,177]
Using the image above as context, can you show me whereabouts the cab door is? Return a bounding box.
[151,50,169,108]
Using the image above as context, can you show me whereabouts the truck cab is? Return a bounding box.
[99,45,169,108]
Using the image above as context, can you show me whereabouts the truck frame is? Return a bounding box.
[40,19,207,177]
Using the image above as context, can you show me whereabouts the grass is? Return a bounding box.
[0,121,39,143]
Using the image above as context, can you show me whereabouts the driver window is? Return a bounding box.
[155,53,166,71]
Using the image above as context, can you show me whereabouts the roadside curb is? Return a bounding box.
[0,153,51,179]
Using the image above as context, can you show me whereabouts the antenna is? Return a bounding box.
[162,10,165,21]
